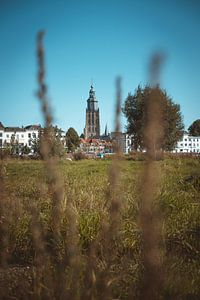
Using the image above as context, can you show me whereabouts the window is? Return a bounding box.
[21,134,24,138]
[32,133,36,138]
[28,140,31,146]
[6,134,9,138]
[189,143,191,146]
[189,138,191,141]
[28,133,31,138]
[0,133,2,137]
[0,139,2,147]
[185,143,187,146]
[180,143,183,146]
[184,139,187,141]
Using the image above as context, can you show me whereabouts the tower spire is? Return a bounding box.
[84,83,100,139]
[105,123,108,136]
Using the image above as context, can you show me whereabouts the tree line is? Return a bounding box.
[1,85,199,158]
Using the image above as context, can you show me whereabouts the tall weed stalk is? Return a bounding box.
[139,54,164,299]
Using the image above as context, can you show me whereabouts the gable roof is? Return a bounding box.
[4,127,26,132]
[24,124,41,130]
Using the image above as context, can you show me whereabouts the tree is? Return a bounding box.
[32,126,65,158]
[49,125,65,157]
[10,134,20,155]
[80,133,85,139]
[31,136,41,155]
[66,127,80,152]
[123,85,184,151]
[188,119,200,136]
[21,145,30,155]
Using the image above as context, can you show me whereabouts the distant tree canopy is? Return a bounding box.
[80,133,85,139]
[123,85,184,151]
[188,119,200,136]
[66,127,80,152]
[34,125,65,158]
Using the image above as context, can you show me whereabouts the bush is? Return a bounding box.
[0,148,11,159]
[73,151,87,160]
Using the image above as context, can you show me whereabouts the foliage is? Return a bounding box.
[48,125,65,157]
[32,126,65,158]
[10,135,20,155]
[80,133,85,139]
[0,147,10,159]
[21,145,30,155]
[66,127,80,152]
[188,119,200,136]
[123,85,184,151]
[31,136,41,155]
[73,151,87,160]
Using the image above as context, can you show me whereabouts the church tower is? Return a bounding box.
[84,85,100,139]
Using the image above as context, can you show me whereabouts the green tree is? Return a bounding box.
[80,133,85,139]
[31,136,41,155]
[188,119,200,136]
[66,127,80,152]
[10,134,20,155]
[32,126,65,158]
[123,85,184,151]
[21,144,30,155]
[51,125,65,157]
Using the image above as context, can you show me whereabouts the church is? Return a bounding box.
[84,85,100,139]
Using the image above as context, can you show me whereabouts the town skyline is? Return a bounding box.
[1,0,200,135]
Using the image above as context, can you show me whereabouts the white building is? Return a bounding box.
[0,122,41,150]
[173,133,200,153]
[110,132,133,154]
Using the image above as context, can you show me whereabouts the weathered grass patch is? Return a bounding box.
[0,158,200,299]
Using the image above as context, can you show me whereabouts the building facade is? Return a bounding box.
[84,85,100,139]
[173,133,200,153]
[110,132,133,154]
[0,122,40,151]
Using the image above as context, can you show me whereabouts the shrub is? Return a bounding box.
[73,151,87,160]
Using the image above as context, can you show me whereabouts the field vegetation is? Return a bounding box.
[0,157,200,299]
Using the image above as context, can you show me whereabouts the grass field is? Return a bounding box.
[0,157,200,299]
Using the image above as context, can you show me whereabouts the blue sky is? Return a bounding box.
[0,0,200,135]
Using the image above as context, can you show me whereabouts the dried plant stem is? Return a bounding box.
[139,55,164,299]
[62,193,80,300]
[37,30,63,245]
[0,161,9,268]
[36,31,65,298]
[108,77,122,239]
[36,31,81,299]
[92,77,122,300]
